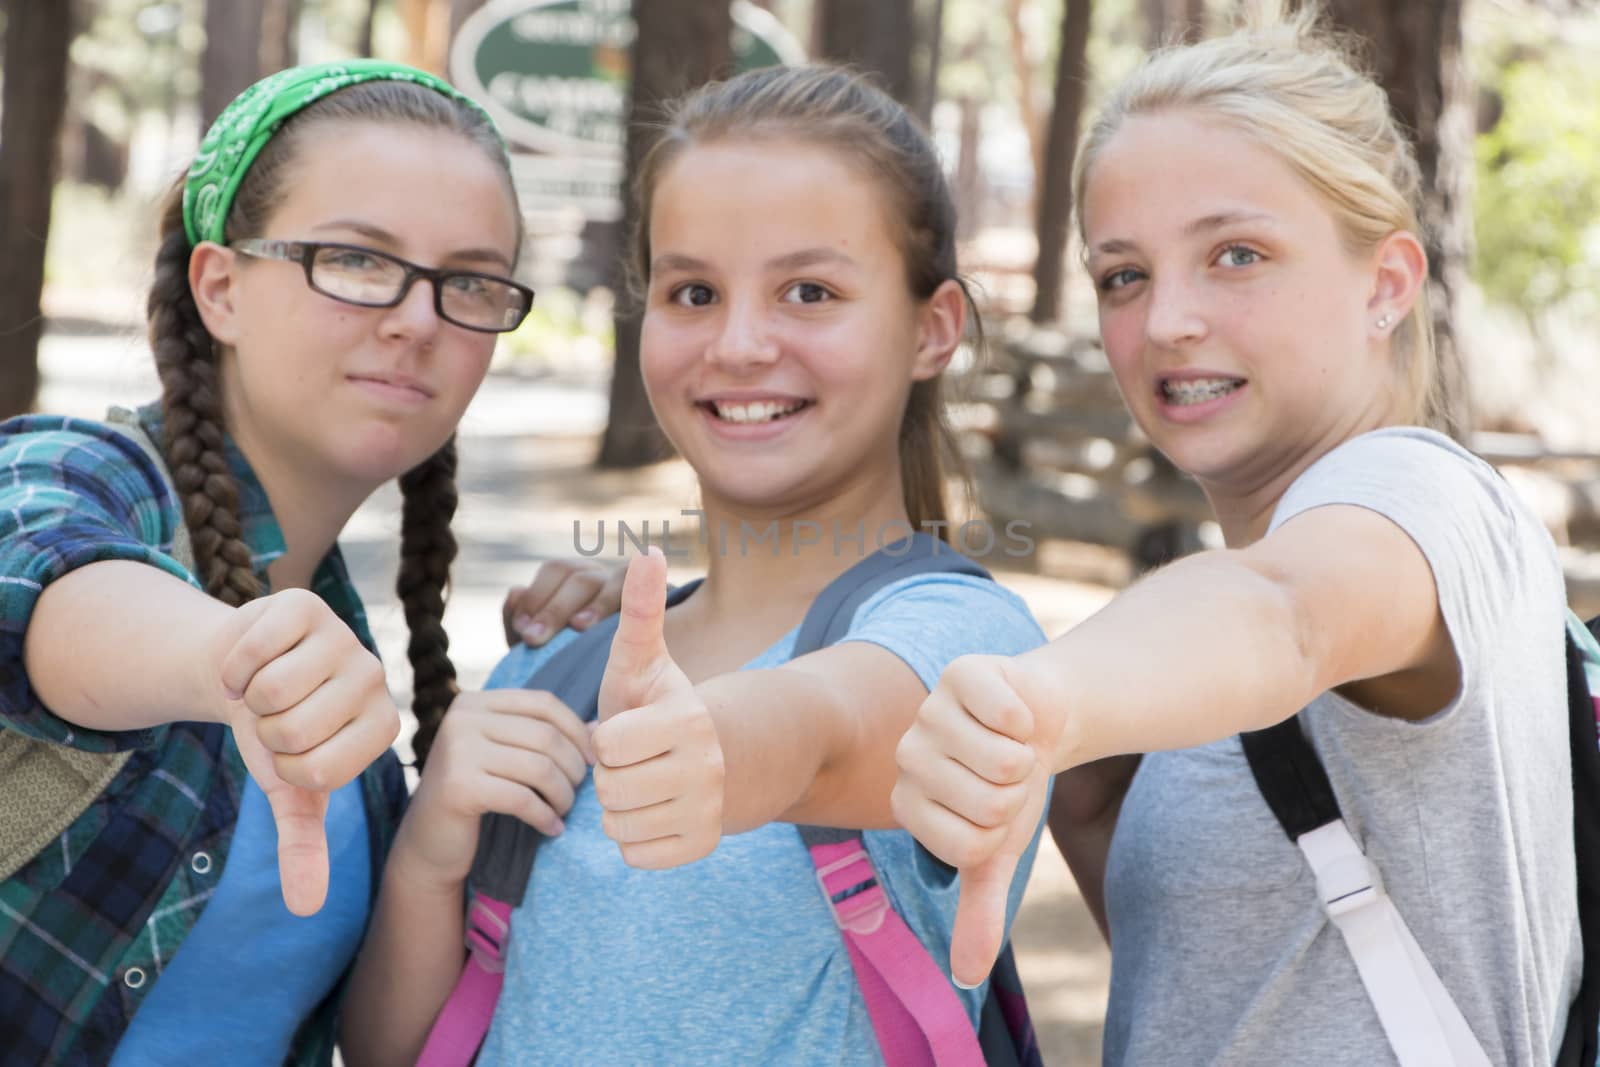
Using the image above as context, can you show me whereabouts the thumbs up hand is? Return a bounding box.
[215,588,401,916]
[592,548,725,870]
[890,654,1055,988]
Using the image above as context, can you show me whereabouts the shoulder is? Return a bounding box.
[0,413,172,504]
[840,569,1046,690]
[1277,428,1519,530]
[854,569,1042,641]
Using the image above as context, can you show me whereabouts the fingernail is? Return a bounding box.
[513,613,533,631]
[522,621,548,644]
[953,977,981,990]
[572,611,595,627]
[224,687,243,701]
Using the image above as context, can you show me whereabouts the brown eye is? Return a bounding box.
[781,282,832,304]
[671,283,716,307]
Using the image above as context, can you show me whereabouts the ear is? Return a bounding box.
[188,241,243,345]
[1367,229,1428,338]
[911,278,967,382]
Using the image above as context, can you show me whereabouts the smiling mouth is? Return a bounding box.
[700,399,814,425]
[1160,378,1245,406]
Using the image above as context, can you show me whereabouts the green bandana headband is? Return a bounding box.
[182,59,503,247]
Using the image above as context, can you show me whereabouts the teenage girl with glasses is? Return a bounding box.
[0,61,615,1066]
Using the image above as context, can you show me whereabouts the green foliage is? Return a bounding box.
[1473,20,1600,319]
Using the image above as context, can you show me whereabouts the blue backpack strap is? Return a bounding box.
[791,535,1036,1066]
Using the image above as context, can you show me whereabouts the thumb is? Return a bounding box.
[262,777,330,917]
[950,767,1048,988]
[599,548,673,721]
[950,851,1018,989]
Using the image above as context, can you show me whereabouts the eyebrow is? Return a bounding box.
[650,247,860,275]
[312,219,513,270]
[1090,211,1278,258]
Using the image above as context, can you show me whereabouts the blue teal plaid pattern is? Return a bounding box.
[0,409,406,1066]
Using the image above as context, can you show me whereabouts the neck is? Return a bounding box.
[683,464,926,628]
[1205,400,1404,548]
[235,434,372,593]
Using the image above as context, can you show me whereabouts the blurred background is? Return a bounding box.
[3,0,1599,1061]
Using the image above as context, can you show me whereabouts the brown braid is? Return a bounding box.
[396,439,460,768]
[148,190,264,607]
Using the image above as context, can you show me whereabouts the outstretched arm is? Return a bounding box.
[894,502,1454,985]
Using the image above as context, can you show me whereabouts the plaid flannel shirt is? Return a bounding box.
[0,408,406,1066]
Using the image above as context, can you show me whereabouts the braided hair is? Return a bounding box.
[146,80,519,766]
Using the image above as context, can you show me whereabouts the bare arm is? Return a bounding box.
[339,828,469,1067]
[24,560,232,730]
[1012,504,1453,774]
[893,503,1453,985]
[702,641,932,833]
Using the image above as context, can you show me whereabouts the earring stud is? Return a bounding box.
[1376,313,1394,329]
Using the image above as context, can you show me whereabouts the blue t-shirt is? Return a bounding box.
[109,775,371,1066]
[476,572,1047,1065]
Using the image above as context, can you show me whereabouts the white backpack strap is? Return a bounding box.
[1298,821,1491,1066]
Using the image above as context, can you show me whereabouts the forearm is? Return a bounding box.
[340,836,469,1067]
[701,668,849,833]
[23,560,233,731]
[702,658,899,834]
[1017,550,1321,772]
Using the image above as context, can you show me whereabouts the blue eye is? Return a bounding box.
[1099,267,1144,291]
[1217,244,1262,268]
[670,283,716,307]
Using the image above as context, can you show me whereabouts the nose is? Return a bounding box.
[705,296,778,370]
[1143,275,1208,349]
[378,275,443,344]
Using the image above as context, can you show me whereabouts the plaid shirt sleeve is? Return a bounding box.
[0,416,198,753]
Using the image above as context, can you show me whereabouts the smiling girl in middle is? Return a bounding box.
[342,65,1048,1066]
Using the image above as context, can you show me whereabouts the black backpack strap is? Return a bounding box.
[1239,715,1343,840]
[1557,626,1600,1067]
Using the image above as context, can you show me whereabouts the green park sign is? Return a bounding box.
[450,0,806,157]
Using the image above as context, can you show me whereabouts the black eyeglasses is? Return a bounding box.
[230,238,535,334]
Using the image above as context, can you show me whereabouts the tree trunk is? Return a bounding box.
[913,0,946,129]
[596,0,733,469]
[0,0,75,417]
[398,0,452,76]
[1030,0,1093,325]
[357,0,381,57]
[812,0,917,107]
[260,0,303,73]
[1317,0,1473,435]
[201,0,265,131]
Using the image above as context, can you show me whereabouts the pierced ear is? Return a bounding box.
[1368,229,1428,330]
[911,278,968,381]
[188,241,242,345]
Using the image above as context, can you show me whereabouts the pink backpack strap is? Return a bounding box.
[417,892,513,1067]
[807,836,986,1067]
